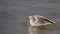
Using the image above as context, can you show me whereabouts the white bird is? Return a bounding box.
[26,15,56,27]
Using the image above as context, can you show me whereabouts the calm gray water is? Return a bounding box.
[0,0,60,34]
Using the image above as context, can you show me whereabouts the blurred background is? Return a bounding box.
[0,0,60,34]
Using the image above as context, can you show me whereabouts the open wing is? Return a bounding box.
[37,17,46,24]
[34,15,56,24]
[35,15,56,24]
[40,16,56,24]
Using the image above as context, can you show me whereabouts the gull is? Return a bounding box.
[26,15,56,27]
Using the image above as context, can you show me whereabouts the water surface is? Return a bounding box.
[0,0,60,34]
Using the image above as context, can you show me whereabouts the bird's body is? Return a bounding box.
[27,15,56,27]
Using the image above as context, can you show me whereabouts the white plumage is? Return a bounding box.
[27,15,56,27]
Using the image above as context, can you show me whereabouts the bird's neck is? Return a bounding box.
[30,18,34,23]
[30,17,38,23]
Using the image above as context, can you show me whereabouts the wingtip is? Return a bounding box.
[52,22,56,25]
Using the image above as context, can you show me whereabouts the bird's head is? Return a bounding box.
[26,16,33,19]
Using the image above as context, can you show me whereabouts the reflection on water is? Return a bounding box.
[28,25,56,34]
[0,0,60,34]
